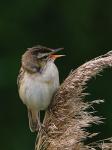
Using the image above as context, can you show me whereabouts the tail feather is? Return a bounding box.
[28,109,40,132]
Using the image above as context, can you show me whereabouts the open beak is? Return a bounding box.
[48,48,65,60]
[49,54,65,60]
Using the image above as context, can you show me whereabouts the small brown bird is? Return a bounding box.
[17,45,64,132]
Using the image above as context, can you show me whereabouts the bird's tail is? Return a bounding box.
[28,109,40,132]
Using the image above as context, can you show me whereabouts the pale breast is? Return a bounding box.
[19,61,59,111]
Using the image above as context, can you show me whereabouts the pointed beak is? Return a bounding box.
[48,47,64,54]
[48,47,65,60]
[49,54,65,60]
[53,48,64,52]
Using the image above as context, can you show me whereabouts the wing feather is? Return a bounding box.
[17,67,25,90]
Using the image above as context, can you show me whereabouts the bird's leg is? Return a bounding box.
[38,112,46,133]
[37,111,42,131]
[35,112,47,147]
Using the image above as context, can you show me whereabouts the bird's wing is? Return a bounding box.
[17,67,25,90]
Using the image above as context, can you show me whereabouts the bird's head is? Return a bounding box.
[22,45,64,73]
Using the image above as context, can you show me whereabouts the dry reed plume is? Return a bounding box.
[35,51,112,150]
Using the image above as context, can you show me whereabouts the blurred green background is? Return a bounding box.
[1,1,112,150]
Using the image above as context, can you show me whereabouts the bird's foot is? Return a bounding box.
[38,123,46,134]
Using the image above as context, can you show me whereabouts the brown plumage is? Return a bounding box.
[17,45,63,132]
